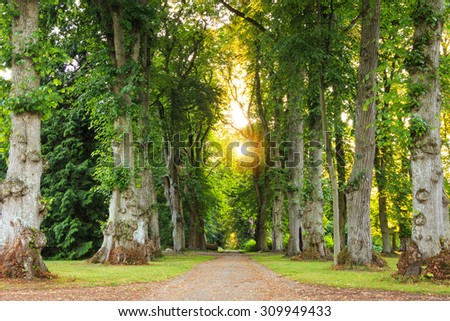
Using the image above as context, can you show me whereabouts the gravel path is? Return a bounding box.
[147,253,449,301]
[1,253,449,301]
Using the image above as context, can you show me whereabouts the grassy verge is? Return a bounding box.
[251,253,450,296]
[0,254,213,290]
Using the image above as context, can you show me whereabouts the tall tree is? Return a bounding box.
[345,0,381,265]
[399,0,449,275]
[0,0,48,278]
[90,0,157,264]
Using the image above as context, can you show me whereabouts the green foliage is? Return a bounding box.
[96,166,132,192]
[0,79,10,179]
[243,239,257,252]
[411,0,444,28]
[345,170,366,191]
[2,84,62,116]
[0,2,68,117]
[0,3,14,68]
[41,102,108,260]
[409,113,429,141]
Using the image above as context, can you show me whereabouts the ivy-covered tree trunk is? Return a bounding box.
[0,0,48,279]
[345,0,380,265]
[90,3,154,264]
[399,0,449,275]
[287,92,304,257]
[303,110,327,257]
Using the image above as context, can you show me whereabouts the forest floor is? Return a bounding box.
[0,253,449,301]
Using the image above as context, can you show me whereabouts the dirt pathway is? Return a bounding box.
[1,253,449,301]
[147,253,449,301]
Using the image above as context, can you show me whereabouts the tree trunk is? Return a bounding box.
[345,0,380,265]
[253,44,269,252]
[303,109,327,257]
[90,5,154,264]
[392,231,397,252]
[253,165,269,252]
[140,169,161,256]
[0,0,48,279]
[270,90,285,253]
[91,126,153,264]
[187,200,206,250]
[319,75,340,264]
[186,181,206,251]
[403,0,449,271]
[335,106,347,251]
[375,146,392,254]
[271,189,285,252]
[163,144,185,253]
[287,92,304,257]
[138,28,160,257]
[139,76,161,256]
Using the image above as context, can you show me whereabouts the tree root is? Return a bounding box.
[291,247,332,261]
[0,228,49,279]
[396,241,423,277]
[336,246,387,270]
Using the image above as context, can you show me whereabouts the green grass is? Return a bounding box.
[251,253,450,296]
[0,254,213,290]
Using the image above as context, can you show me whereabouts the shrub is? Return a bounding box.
[243,239,257,252]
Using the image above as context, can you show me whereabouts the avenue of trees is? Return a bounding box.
[0,0,449,279]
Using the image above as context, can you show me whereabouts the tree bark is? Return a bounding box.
[186,177,206,250]
[163,143,185,253]
[287,91,304,257]
[345,0,380,265]
[405,0,449,268]
[0,0,48,279]
[335,105,347,251]
[271,189,285,252]
[375,146,392,254]
[140,168,161,256]
[253,165,270,252]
